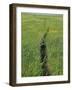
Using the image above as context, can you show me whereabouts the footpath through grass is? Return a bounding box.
[21,13,63,77]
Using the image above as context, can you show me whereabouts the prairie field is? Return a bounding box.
[21,13,63,77]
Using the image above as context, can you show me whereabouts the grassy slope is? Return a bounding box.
[21,13,63,77]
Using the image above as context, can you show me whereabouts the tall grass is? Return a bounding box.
[21,13,63,77]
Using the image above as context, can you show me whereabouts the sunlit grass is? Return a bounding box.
[21,13,63,77]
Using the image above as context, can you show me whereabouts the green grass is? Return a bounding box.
[21,13,63,77]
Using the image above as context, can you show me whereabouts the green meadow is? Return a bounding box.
[21,13,63,77]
